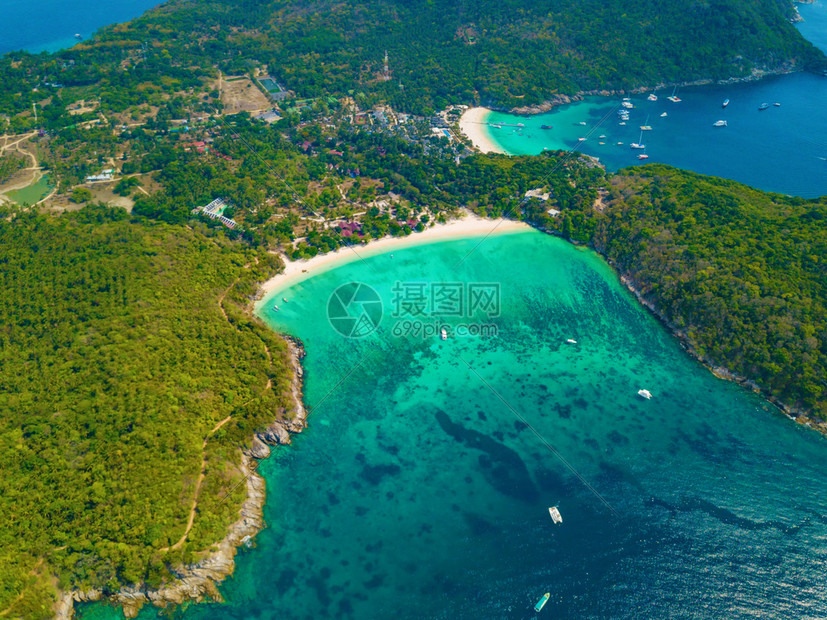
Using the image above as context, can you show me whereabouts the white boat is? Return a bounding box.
[578,121,587,126]
[599,134,606,138]
[621,101,634,109]
[722,98,730,108]
[548,506,563,524]
[640,125,652,131]
[566,338,577,344]
[578,137,586,141]
[647,93,658,101]
[619,122,627,126]
[667,86,681,103]
[660,112,668,117]
[282,297,289,302]
[773,102,781,107]
[617,142,624,145]
[273,304,280,311]
[637,153,649,160]
[440,328,447,340]
[637,389,652,399]
[630,131,645,149]
[713,120,727,127]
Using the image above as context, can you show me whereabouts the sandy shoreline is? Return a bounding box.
[255,212,531,306]
[458,107,508,155]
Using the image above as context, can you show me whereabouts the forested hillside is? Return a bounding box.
[0,206,294,618]
[591,166,826,417]
[1,0,824,122]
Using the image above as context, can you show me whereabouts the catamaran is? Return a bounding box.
[630,131,646,149]
[647,92,658,101]
[548,506,563,523]
[667,86,681,103]
[638,389,652,399]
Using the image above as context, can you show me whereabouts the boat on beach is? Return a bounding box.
[638,389,652,399]
[549,506,563,523]
[535,592,551,612]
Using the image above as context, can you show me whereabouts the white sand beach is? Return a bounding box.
[458,107,508,154]
[256,212,531,303]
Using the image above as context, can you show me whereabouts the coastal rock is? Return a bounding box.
[248,434,271,458]
[113,588,148,618]
[260,421,292,445]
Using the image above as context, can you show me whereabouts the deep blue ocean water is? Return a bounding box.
[80,231,827,619]
[0,0,160,54]
[482,1,827,198]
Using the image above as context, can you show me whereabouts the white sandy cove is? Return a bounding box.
[458,107,508,154]
[256,212,530,303]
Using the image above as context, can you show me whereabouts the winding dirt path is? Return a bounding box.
[161,263,272,553]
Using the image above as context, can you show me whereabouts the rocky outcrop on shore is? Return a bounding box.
[56,333,309,619]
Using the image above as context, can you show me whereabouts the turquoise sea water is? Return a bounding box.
[482,1,827,198]
[81,230,827,619]
[0,0,160,55]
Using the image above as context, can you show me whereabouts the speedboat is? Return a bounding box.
[566,338,577,344]
[759,102,769,111]
[273,304,280,311]
[722,98,730,108]
[773,102,781,107]
[599,134,606,138]
[637,389,652,399]
[535,592,550,612]
[713,120,727,127]
[578,121,587,126]
[578,137,586,141]
[660,112,668,117]
[282,297,289,302]
[440,328,447,340]
[548,506,563,523]
[637,153,649,160]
